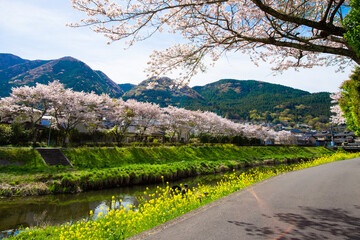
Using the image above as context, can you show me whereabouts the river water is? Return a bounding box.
[0,172,234,238]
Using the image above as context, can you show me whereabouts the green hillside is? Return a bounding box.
[123,76,204,107]
[0,53,28,70]
[189,79,331,127]
[0,54,124,98]
[118,83,136,93]
[0,60,50,97]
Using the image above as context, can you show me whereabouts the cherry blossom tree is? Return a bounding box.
[49,88,106,145]
[329,92,346,125]
[272,129,294,144]
[206,114,235,141]
[192,111,220,138]
[194,110,245,142]
[81,92,114,140]
[0,81,60,145]
[105,98,137,144]
[70,0,359,82]
[129,100,162,142]
[161,106,196,142]
[0,81,115,145]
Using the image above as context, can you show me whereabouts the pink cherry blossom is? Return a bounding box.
[1,81,294,145]
[329,92,346,125]
[69,0,358,83]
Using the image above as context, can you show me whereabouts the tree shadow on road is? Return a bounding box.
[228,206,360,240]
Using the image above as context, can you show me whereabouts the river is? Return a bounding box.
[0,171,235,238]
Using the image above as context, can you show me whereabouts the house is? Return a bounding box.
[288,129,316,146]
[312,131,358,147]
[312,131,332,146]
[333,131,356,146]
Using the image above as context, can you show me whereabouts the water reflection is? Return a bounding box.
[0,171,232,237]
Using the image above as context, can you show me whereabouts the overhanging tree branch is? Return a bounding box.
[70,0,358,82]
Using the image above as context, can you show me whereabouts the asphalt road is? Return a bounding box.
[129,158,360,240]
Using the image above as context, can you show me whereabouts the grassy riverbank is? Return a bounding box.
[62,146,331,168]
[8,151,360,240]
[0,146,332,197]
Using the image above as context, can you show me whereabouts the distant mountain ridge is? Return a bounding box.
[0,54,28,70]
[193,79,308,99]
[0,54,123,98]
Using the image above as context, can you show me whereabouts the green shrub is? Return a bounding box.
[10,123,31,146]
[0,124,13,145]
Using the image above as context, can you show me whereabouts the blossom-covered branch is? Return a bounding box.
[70,0,359,82]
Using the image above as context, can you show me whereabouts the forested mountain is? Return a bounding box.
[123,76,204,107]
[0,54,124,98]
[0,53,28,70]
[119,83,136,93]
[189,79,331,123]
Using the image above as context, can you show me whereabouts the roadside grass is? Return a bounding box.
[8,151,360,240]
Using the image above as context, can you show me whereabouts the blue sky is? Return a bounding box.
[0,0,354,93]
